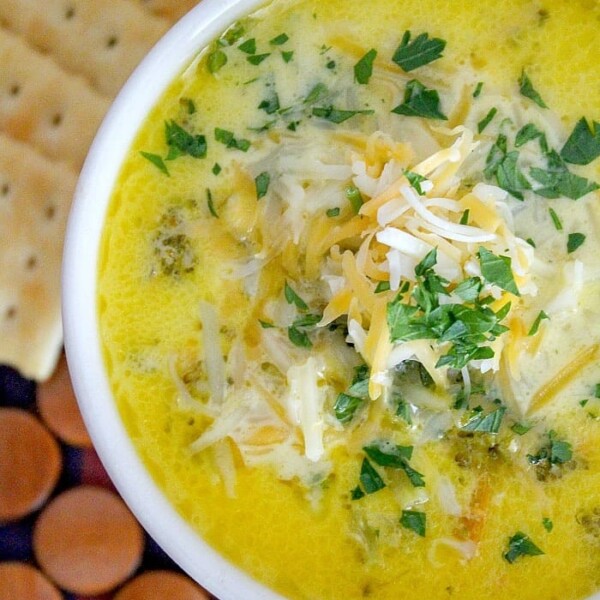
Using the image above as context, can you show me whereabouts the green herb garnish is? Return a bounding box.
[258,92,280,114]
[561,117,600,165]
[214,128,250,151]
[281,50,294,63]
[354,49,377,84]
[542,518,553,533]
[375,281,391,294]
[258,319,275,329]
[207,49,227,73]
[363,443,425,487]
[359,458,386,494]
[477,107,497,133]
[287,326,312,348]
[346,185,364,213]
[313,106,374,124]
[180,97,196,114]
[392,79,447,120]
[247,53,270,65]
[528,311,549,336]
[567,232,586,254]
[392,30,446,72]
[461,406,506,433]
[326,207,340,217]
[165,120,207,159]
[140,151,169,176]
[511,422,534,436]
[238,38,256,54]
[459,209,470,225]
[478,247,520,296]
[206,189,218,218]
[519,70,548,108]
[255,171,271,200]
[269,33,289,46]
[548,207,562,230]
[504,532,544,563]
[473,81,484,98]
[404,170,428,195]
[212,163,222,175]
[515,123,546,149]
[527,430,573,466]
[284,281,308,310]
[400,510,426,537]
[304,82,328,104]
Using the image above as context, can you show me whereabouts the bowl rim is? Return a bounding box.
[61,1,284,598]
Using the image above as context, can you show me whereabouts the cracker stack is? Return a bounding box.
[0,0,200,381]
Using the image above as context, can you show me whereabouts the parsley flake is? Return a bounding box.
[519,70,548,108]
[478,107,498,133]
[392,30,446,72]
[504,532,544,563]
[255,171,270,200]
[354,49,377,84]
[238,38,256,54]
[140,151,169,176]
[206,189,218,218]
[269,33,289,46]
[165,120,207,159]
[346,185,364,213]
[392,79,447,120]
[281,50,294,63]
[284,281,308,310]
[363,443,425,487]
[567,232,586,254]
[404,170,428,195]
[461,406,506,433]
[359,458,386,494]
[326,207,340,217]
[313,106,374,124]
[400,510,426,537]
[528,311,549,336]
[207,49,227,73]
[561,117,600,165]
[214,128,250,152]
[478,247,520,296]
[247,53,270,65]
[473,81,484,98]
[542,518,554,533]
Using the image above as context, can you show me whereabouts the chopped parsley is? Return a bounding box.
[212,162,222,175]
[392,79,447,120]
[312,106,374,123]
[180,97,196,114]
[358,457,386,495]
[473,81,484,98]
[496,151,531,200]
[258,319,275,329]
[238,38,256,54]
[247,53,270,65]
[404,170,428,195]
[518,70,548,108]
[386,249,511,370]
[269,33,289,46]
[207,49,227,73]
[478,247,520,296]
[354,49,377,84]
[567,232,586,253]
[206,189,218,218]
[511,422,534,436]
[165,120,207,159]
[214,128,251,151]
[594,384,600,399]
[304,82,329,104]
[548,207,562,230]
[527,311,549,336]
[255,171,271,199]
[284,281,308,310]
[326,207,340,217]
[346,185,364,213]
[503,532,544,563]
[542,517,554,533]
[281,50,294,63]
[363,443,425,487]
[459,209,470,225]
[392,30,446,72]
[287,326,312,348]
[140,151,169,176]
[395,397,413,424]
[375,281,391,294]
[561,117,600,165]
[477,107,497,133]
[527,430,573,467]
[461,406,506,434]
[400,510,426,537]
[258,92,280,114]
[530,150,599,200]
[515,123,546,149]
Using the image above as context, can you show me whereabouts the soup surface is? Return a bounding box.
[99,1,600,598]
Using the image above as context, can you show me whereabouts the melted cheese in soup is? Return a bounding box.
[98,0,600,598]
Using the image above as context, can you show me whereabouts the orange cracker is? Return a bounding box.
[0,133,77,381]
[0,28,109,170]
[0,0,170,97]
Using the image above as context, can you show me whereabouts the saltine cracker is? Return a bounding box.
[0,134,77,381]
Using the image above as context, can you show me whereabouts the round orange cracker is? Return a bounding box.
[0,408,61,522]
[33,485,144,595]
[115,570,210,600]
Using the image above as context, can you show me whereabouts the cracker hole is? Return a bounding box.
[1,183,10,197]
[51,113,63,127]
[65,6,75,19]
[106,35,119,49]
[9,83,20,97]
[26,255,38,270]
[45,203,56,220]
[5,306,17,321]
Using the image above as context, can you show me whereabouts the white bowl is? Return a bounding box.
[62,2,600,599]
[62,1,283,598]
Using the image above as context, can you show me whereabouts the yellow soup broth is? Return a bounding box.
[99,1,600,598]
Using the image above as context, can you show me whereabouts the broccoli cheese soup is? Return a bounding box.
[98,0,600,598]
